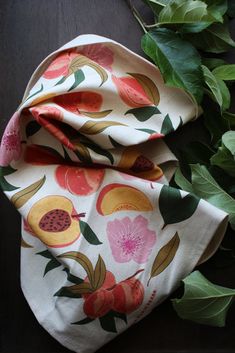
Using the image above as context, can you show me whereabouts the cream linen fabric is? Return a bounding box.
[0,34,228,353]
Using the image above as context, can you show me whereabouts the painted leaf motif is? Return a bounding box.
[79,121,126,135]
[68,55,108,86]
[93,255,106,290]
[172,271,235,327]
[0,166,17,177]
[23,84,43,103]
[148,232,180,285]
[66,282,94,295]
[21,237,33,248]
[128,73,160,105]
[68,69,85,91]
[11,175,46,209]
[72,317,95,325]
[79,220,102,245]
[161,114,174,134]
[159,185,200,228]
[63,268,84,284]
[81,110,112,119]
[99,312,117,333]
[58,251,94,285]
[54,286,82,298]
[26,120,41,138]
[73,141,92,164]
[44,258,61,276]
[84,142,114,165]
[0,177,19,191]
[125,106,160,121]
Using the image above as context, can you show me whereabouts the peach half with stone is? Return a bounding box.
[27,195,83,247]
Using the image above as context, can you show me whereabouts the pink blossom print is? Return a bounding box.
[42,50,78,79]
[78,44,114,71]
[107,215,157,264]
[0,111,21,166]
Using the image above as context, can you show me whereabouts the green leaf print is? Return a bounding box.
[159,185,200,229]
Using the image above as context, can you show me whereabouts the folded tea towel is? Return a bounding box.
[0,34,228,353]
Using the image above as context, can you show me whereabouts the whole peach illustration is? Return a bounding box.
[112,278,144,314]
[83,288,114,318]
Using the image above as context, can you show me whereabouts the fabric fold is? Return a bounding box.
[0,34,228,353]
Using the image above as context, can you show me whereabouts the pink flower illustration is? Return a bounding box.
[78,44,114,71]
[42,50,78,79]
[0,111,21,166]
[107,215,156,264]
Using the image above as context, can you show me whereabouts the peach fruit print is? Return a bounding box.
[53,251,145,333]
[55,166,105,196]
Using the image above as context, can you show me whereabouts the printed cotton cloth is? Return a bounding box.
[0,34,228,353]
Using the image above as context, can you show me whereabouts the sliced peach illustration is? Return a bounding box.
[96,183,153,215]
[118,146,163,181]
[27,196,81,247]
[55,166,105,196]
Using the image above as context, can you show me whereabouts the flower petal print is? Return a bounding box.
[42,50,78,79]
[0,111,21,166]
[107,215,157,264]
[53,91,103,114]
[112,75,153,108]
[78,44,114,71]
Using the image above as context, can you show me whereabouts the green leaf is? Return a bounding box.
[204,0,228,21]
[135,128,157,134]
[203,108,230,145]
[202,65,230,110]
[111,311,127,323]
[93,255,106,290]
[37,249,53,259]
[213,64,235,80]
[190,164,235,228]
[108,135,124,148]
[63,268,84,284]
[223,131,235,155]
[99,312,117,333]
[54,286,82,298]
[148,232,180,285]
[72,317,95,325]
[0,166,17,177]
[0,176,19,191]
[11,175,46,209]
[159,185,200,228]
[58,251,94,285]
[187,23,235,53]
[26,120,41,138]
[172,271,235,327]
[180,141,214,165]
[174,168,194,193]
[227,0,235,17]
[84,143,114,165]
[55,76,67,86]
[202,58,228,70]
[125,106,160,121]
[211,144,235,177]
[158,0,219,26]
[44,258,61,276]
[79,220,102,245]
[141,28,203,104]
[211,132,235,177]
[68,70,85,91]
[223,111,235,128]
[24,84,43,102]
[161,114,174,134]
[143,0,168,17]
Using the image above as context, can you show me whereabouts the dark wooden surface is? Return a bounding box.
[1,1,235,353]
